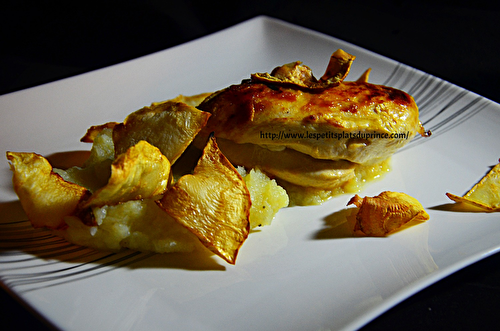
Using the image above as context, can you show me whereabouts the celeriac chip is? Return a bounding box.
[446,161,500,211]
[80,122,119,143]
[6,151,90,229]
[56,127,115,192]
[158,136,251,264]
[113,100,211,164]
[81,140,171,208]
[347,191,429,237]
[251,49,355,89]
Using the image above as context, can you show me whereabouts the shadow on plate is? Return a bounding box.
[0,199,226,277]
[314,206,427,240]
[429,202,498,213]
[313,207,358,240]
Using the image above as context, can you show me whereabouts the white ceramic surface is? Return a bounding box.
[1,16,499,331]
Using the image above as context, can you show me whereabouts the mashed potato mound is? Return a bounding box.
[58,199,201,253]
[238,167,289,228]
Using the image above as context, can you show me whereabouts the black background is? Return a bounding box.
[1,1,500,330]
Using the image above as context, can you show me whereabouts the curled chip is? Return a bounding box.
[81,140,171,208]
[347,191,429,237]
[251,49,355,89]
[158,136,251,264]
[80,94,211,145]
[58,127,115,192]
[6,151,90,229]
[80,122,119,143]
[446,161,500,211]
[113,100,211,164]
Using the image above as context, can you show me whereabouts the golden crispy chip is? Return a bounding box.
[81,140,171,208]
[251,49,355,89]
[158,136,251,264]
[446,162,500,211]
[80,122,119,143]
[251,61,319,89]
[347,191,429,237]
[6,151,90,229]
[113,100,210,164]
[319,49,356,84]
[58,127,115,192]
[356,68,371,83]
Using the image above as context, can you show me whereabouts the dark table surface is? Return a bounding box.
[1,1,500,330]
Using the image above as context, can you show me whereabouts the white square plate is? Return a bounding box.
[1,16,499,331]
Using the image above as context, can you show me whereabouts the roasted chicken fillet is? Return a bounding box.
[199,80,425,164]
[195,50,428,196]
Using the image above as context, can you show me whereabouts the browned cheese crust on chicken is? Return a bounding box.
[195,50,429,204]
